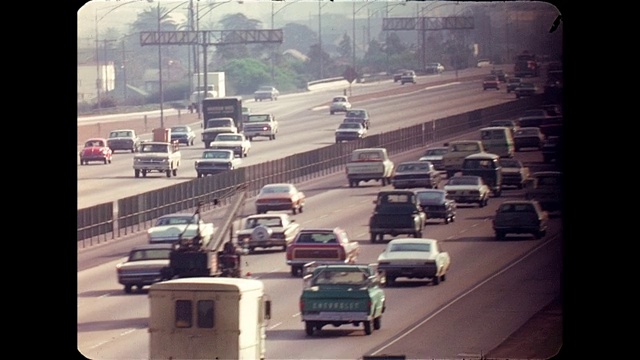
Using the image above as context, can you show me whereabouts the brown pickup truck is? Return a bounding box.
[285,227,360,277]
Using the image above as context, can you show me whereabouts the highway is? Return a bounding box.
[77,67,562,359]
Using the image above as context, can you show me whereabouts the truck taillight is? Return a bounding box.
[299,299,304,312]
[286,246,293,260]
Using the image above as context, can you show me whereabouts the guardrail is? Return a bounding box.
[77,95,547,248]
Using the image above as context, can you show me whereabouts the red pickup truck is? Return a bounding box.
[285,228,360,277]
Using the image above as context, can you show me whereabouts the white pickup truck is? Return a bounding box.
[133,141,181,178]
[147,212,216,246]
[242,113,278,141]
[345,148,394,187]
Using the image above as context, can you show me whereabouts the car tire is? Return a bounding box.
[370,233,377,243]
[496,231,506,240]
[444,217,449,224]
[432,275,440,285]
[441,273,446,282]
[374,316,382,330]
[134,169,140,178]
[364,319,373,335]
[124,285,132,294]
[166,169,172,177]
[305,322,315,336]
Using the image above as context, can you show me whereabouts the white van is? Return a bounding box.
[149,277,271,360]
[479,126,515,158]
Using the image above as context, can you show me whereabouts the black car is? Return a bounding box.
[541,136,562,164]
[506,77,522,93]
[170,125,196,146]
[415,189,456,224]
[490,69,508,82]
[344,108,370,129]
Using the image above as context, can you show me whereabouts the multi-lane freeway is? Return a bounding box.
[77,67,562,359]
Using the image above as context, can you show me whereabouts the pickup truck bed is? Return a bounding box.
[369,191,426,243]
[300,264,385,336]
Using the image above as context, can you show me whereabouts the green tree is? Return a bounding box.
[385,33,407,55]
[214,13,263,66]
[362,39,386,73]
[306,43,333,80]
[337,33,352,60]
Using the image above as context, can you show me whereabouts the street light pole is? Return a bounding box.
[157,3,165,128]
[271,0,299,83]
[94,0,138,114]
[319,0,322,79]
[352,2,373,79]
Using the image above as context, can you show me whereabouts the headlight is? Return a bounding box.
[161,158,168,163]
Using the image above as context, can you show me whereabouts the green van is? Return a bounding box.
[479,126,515,158]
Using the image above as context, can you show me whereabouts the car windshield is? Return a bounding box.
[172,127,187,132]
[333,97,346,102]
[397,163,432,172]
[155,215,195,226]
[448,177,479,186]
[85,140,105,147]
[215,135,241,141]
[261,185,291,194]
[516,129,538,136]
[203,151,230,159]
[110,131,132,138]
[389,242,431,252]
[140,144,168,153]
[248,115,269,122]
[423,148,447,156]
[312,269,367,286]
[417,191,444,202]
[129,249,171,261]
[499,159,521,167]
[346,110,365,117]
[207,120,232,127]
[246,217,283,228]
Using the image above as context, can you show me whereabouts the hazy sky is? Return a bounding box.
[78,0,499,41]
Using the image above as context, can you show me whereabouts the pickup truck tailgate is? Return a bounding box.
[347,161,384,174]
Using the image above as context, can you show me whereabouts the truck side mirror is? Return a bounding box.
[264,300,271,320]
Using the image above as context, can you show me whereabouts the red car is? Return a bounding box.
[79,138,113,165]
[255,183,305,215]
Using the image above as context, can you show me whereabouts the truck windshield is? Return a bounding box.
[140,144,168,153]
[313,270,367,285]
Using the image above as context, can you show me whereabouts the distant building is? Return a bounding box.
[77,48,116,104]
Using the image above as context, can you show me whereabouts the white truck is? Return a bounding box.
[242,113,278,141]
[133,140,181,178]
[189,72,226,112]
[345,147,395,187]
[148,277,271,360]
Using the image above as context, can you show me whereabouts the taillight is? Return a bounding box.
[286,246,292,260]
[299,299,304,312]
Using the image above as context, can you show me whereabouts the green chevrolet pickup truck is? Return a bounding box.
[299,263,386,336]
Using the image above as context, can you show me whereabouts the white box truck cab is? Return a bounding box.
[148,277,271,360]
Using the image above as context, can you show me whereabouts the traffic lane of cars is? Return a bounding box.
[78,141,560,359]
[78,79,513,209]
